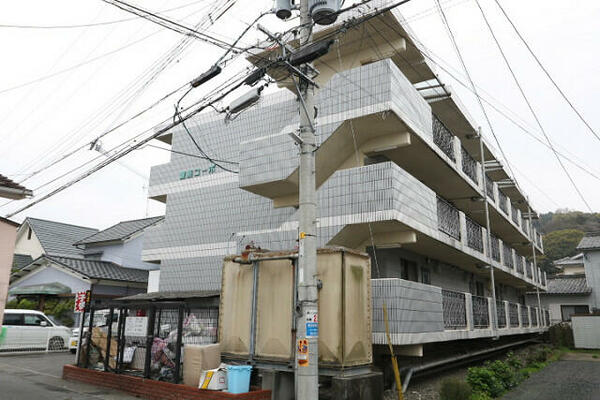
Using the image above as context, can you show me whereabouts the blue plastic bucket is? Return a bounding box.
[226,365,252,394]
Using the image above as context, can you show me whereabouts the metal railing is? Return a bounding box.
[522,217,529,236]
[521,306,530,327]
[461,146,479,184]
[515,255,524,274]
[472,296,489,329]
[498,190,508,215]
[490,234,501,262]
[485,175,495,200]
[526,260,533,278]
[466,216,484,253]
[503,244,514,269]
[509,303,519,327]
[496,301,507,328]
[531,308,538,326]
[545,310,550,326]
[536,231,543,248]
[542,271,547,286]
[442,290,467,330]
[433,115,456,162]
[437,196,461,240]
[511,206,520,226]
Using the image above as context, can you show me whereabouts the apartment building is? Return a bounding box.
[142,3,548,350]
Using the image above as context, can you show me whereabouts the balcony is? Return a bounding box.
[372,279,548,346]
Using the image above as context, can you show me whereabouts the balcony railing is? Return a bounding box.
[437,196,461,240]
[526,260,533,278]
[461,146,479,184]
[521,306,530,327]
[542,271,546,286]
[490,234,501,262]
[442,290,467,329]
[496,300,507,328]
[536,232,542,248]
[515,255,524,274]
[509,303,519,327]
[503,245,514,269]
[466,216,484,253]
[433,115,456,162]
[531,309,538,326]
[498,190,508,215]
[485,175,495,200]
[472,296,489,329]
[511,206,520,226]
[545,310,550,326]
[522,217,529,236]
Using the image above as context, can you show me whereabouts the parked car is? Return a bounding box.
[1,309,71,351]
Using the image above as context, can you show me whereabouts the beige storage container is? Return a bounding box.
[219,247,372,367]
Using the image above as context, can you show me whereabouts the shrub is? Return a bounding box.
[467,366,505,398]
[548,323,574,348]
[470,392,493,400]
[439,378,472,400]
[506,352,523,370]
[526,346,551,365]
[16,298,37,310]
[486,360,519,390]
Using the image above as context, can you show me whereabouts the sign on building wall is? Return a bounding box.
[73,290,90,312]
[179,164,217,180]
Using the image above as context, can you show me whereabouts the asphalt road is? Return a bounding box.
[502,359,600,400]
[0,352,137,400]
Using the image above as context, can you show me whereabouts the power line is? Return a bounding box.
[0,0,209,29]
[101,0,237,51]
[474,0,592,212]
[145,143,238,164]
[0,29,162,96]
[492,0,600,145]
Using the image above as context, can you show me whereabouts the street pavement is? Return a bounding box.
[0,352,137,400]
[502,359,600,400]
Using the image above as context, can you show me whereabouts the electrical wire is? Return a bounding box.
[0,0,209,29]
[473,0,592,212]
[101,0,237,51]
[145,143,239,164]
[492,0,600,145]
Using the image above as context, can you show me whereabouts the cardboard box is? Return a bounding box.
[182,343,221,387]
[198,364,227,391]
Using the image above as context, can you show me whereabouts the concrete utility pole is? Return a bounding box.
[295,0,319,398]
[478,129,498,336]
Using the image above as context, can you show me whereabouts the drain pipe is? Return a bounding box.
[401,338,537,393]
[477,129,499,338]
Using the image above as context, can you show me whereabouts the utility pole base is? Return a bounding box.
[329,372,384,400]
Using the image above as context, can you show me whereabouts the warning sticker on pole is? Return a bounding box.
[297,339,309,367]
[305,309,318,338]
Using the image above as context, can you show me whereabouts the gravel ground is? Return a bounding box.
[501,360,600,400]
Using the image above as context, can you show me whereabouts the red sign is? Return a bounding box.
[74,290,90,312]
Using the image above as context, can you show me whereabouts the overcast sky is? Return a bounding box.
[0,0,599,230]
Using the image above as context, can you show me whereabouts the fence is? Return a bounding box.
[515,256,524,275]
[437,196,461,240]
[442,290,467,329]
[472,296,489,329]
[490,234,501,262]
[521,306,530,327]
[503,245,514,269]
[498,190,508,215]
[77,300,218,383]
[509,303,519,327]
[461,146,478,184]
[496,301,507,328]
[466,217,484,253]
[485,175,495,200]
[433,115,456,162]
[511,207,520,226]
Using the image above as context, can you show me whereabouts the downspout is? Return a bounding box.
[527,202,543,329]
[478,129,498,338]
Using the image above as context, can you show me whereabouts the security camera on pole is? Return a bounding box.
[273,1,340,399]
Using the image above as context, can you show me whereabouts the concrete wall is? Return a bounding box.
[583,250,600,311]
[86,235,157,271]
[525,293,591,323]
[13,224,44,260]
[0,220,18,328]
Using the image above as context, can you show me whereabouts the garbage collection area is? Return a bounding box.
[64,248,383,399]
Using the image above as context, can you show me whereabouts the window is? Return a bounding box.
[421,268,431,285]
[2,314,22,326]
[561,305,590,322]
[476,282,485,297]
[23,314,46,326]
[401,259,418,282]
[27,227,32,240]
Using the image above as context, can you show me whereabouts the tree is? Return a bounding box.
[537,229,584,272]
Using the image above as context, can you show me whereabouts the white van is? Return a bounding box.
[1,309,71,351]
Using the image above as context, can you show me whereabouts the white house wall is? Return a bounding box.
[583,250,600,311]
[13,225,44,260]
[90,235,158,271]
[527,294,592,324]
[10,265,90,296]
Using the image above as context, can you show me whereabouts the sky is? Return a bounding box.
[0,0,599,230]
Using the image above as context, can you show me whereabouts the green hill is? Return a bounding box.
[536,210,600,272]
